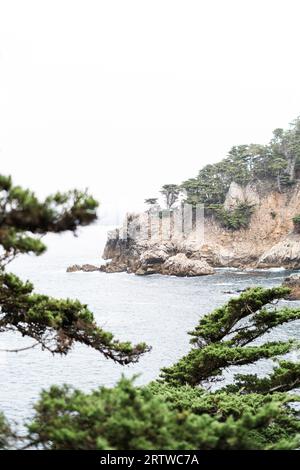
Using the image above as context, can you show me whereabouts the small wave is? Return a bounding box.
[241,267,287,273]
[214,282,234,286]
[215,267,240,272]
[255,267,287,272]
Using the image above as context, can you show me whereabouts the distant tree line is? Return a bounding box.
[182,117,300,205]
[145,116,300,230]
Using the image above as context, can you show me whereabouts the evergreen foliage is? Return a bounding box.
[157,117,300,230]
[0,412,12,449]
[1,174,300,450]
[182,117,300,206]
[144,198,158,206]
[206,202,255,230]
[17,286,300,450]
[149,383,300,449]
[161,287,300,386]
[26,377,299,450]
[160,184,181,209]
[1,283,300,449]
[0,272,147,362]
[0,175,149,362]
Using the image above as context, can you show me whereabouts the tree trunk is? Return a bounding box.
[277,173,282,193]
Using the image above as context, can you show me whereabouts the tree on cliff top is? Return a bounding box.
[0,174,149,363]
[160,184,181,209]
[144,198,158,213]
[181,116,300,206]
[144,198,158,206]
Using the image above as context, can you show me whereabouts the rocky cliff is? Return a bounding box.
[100,181,300,276]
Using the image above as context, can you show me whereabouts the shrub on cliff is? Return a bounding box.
[206,202,255,230]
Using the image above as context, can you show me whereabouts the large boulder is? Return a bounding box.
[224,182,259,210]
[140,248,169,265]
[258,234,300,269]
[100,259,129,273]
[282,274,300,300]
[135,246,170,275]
[161,253,214,277]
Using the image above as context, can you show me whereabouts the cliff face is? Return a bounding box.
[101,181,300,275]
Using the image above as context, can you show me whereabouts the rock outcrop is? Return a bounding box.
[224,182,260,210]
[160,254,214,276]
[132,250,214,276]
[258,234,300,269]
[67,264,100,273]
[100,181,300,276]
[283,274,300,300]
[135,247,170,275]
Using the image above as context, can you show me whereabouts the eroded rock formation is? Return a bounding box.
[100,181,300,276]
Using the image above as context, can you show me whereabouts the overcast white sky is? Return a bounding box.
[1,0,300,222]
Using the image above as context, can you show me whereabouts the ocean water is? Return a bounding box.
[1,224,300,426]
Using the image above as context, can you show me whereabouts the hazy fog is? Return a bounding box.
[1,0,300,222]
